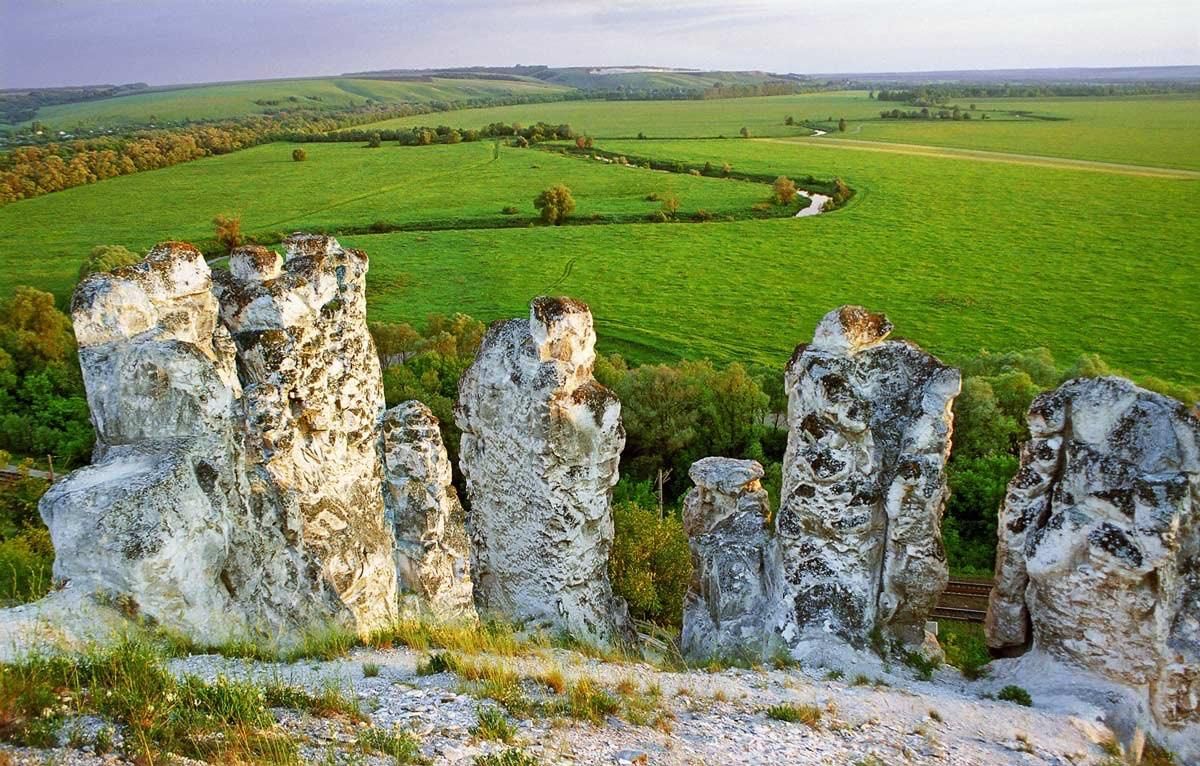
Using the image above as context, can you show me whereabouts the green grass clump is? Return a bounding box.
[552,677,621,724]
[903,650,940,681]
[765,702,822,727]
[938,621,991,680]
[473,748,541,766]
[0,638,300,764]
[471,707,517,743]
[824,669,845,681]
[851,674,871,687]
[362,662,382,678]
[997,685,1033,706]
[356,725,425,765]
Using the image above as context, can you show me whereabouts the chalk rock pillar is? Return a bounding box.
[681,458,779,661]
[776,306,960,649]
[40,243,248,643]
[381,401,476,620]
[986,377,1200,730]
[455,296,628,642]
[214,235,397,635]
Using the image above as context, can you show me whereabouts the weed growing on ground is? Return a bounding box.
[997,685,1033,707]
[473,749,540,766]
[471,707,517,743]
[765,703,822,728]
[362,662,381,678]
[356,725,425,765]
[824,669,844,681]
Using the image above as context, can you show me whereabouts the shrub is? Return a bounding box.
[659,193,680,217]
[367,133,382,148]
[608,501,691,626]
[78,244,140,279]
[291,148,307,162]
[939,621,991,680]
[772,176,797,205]
[500,206,520,215]
[212,214,242,253]
[533,184,575,225]
[997,685,1033,706]
[691,209,714,222]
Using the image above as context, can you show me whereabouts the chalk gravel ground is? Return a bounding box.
[0,645,1112,766]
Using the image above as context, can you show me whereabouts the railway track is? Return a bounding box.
[935,579,994,623]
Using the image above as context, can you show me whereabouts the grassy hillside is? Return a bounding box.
[0,140,774,290]
[354,91,1200,169]
[830,94,1200,170]
[18,77,572,128]
[1,107,1195,387]
[344,138,1198,385]
[352,91,893,138]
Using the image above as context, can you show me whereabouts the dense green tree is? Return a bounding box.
[533,184,576,225]
[78,245,140,280]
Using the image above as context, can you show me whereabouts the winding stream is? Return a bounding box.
[795,190,831,218]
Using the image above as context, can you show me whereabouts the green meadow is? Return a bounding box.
[0,140,776,292]
[832,94,1200,170]
[2,95,1197,388]
[351,91,893,138]
[21,77,570,128]
[357,90,1200,169]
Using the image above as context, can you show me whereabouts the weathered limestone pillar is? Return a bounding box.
[213,235,397,636]
[381,401,475,620]
[776,306,960,650]
[681,458,779,661]
[455,296,628,642]
[986,377,1199,735]
[39,243,249,643]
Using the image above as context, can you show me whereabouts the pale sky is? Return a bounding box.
[2,0,1197,88]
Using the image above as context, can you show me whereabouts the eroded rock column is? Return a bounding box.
[455,297,628,642]
[381,401,475,620]
[986,377,1200,731]
[39,243,248,643]
[776,306,960,650]
[214,235,396,635]
[681,458,779,661]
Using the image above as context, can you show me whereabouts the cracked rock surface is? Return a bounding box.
[455,297,629,642]
[986,376,1200,753]
[776,306,960,651]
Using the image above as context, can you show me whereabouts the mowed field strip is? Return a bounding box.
[763,136,1200,178]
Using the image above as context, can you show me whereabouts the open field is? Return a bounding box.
[343,138,1198,385]
[830,94,1200,170]
[355,91,1200,169]
[2,96,1196,387]
[17,77,571,128]
[351,91,896,138]
[0,140,777,292]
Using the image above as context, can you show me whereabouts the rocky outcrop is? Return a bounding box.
[776,306,960,651]
[211,235,397,635]
[40,243,249,644]
[681,458,779,661]
[381,401,475,620]
[35,235,398,647]
[455,297,629,642]
[986,377,1200,731]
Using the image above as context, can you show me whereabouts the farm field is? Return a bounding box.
[351,91,896,138]
[831,94,1200,170]
[356,91,1200,169]
[2,97,1197,389]
[17,76,571,128]
[0,140,778,293]
[345,137,1199,386]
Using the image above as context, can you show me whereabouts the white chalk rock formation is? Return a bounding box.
[381,401,475,620]
[455,297,629,642]
[39,243,249,643]
[681,458,780,661]
[776,306,960,650]
[28,235,400,648]
[213,236,397,635]
[986,376,1200,734]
